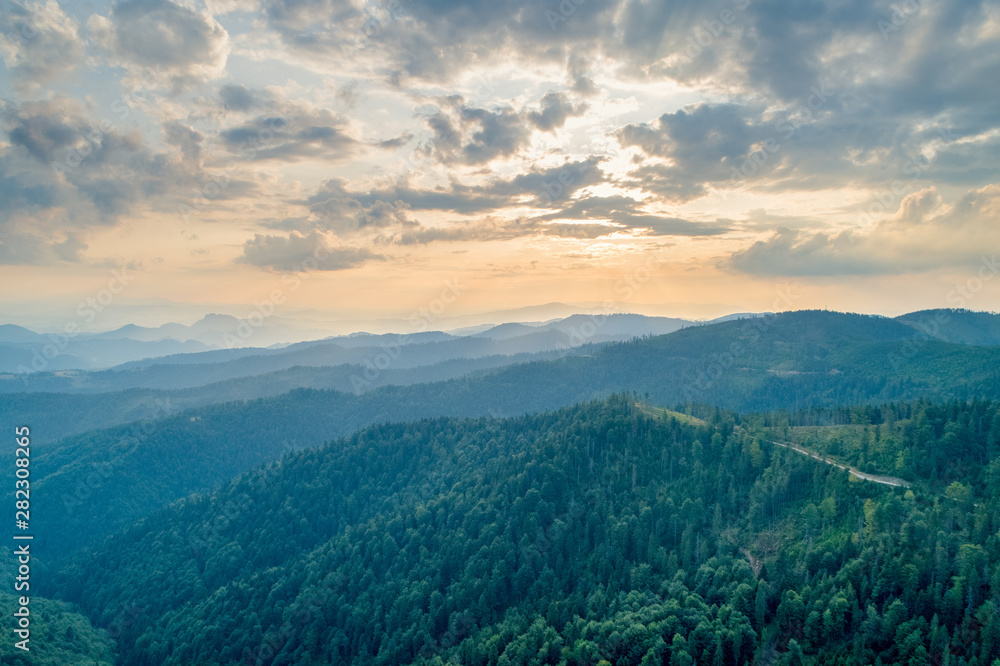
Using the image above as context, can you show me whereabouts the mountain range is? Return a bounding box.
[6,307,1000,665]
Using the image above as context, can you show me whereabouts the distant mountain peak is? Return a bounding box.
[190,314,242,332]
[195,313,241,324]
[0,324,40,343]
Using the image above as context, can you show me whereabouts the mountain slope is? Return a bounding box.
[49,396,1000,665]
[7,328,574,393]
[0,324,42,344]
[0,347,594,445]
[0,337,214,373]
[896,308,1000,345]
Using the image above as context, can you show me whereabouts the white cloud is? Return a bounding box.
[0,0,84,93]
[238,230,384,271]
[726,185,1000,276]
[87,0,230,92]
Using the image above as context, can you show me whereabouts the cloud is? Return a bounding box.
[394,194,730,245]
[258,0,365,66]
[0,98,229,264]
[372,132,413,149]
[422,92,588,166]
[566,53,598,96]
[87,0,230,91]
[726,185,1000,276]
[300,179,417,234]
[298,158,607,234]
[5,100,84,162]
[0,0,84,93]
[164,121,203,163]
[215,95,360,162]
[219,84,259,112]
[534,196,732,236]
[4,0,999,282]
[487,157,606,206]
[260,0,619,84]
[617,103,766,202]
[238,230,383,271]
[0,155,57,211]
[2,98,181,221]
[0,229,87,265]
[425,104,530,166]
[250,0,999,199]
[292,158,730,246]
[394,217,634,244]
[527,92,588,132]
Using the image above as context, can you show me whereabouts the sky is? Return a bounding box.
[0,0,998,332]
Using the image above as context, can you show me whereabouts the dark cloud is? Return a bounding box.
[726,226,876,276]
[238,230,383,271]
[164,121,203,163]
[395,217,626,245]
[209,88,366,162]
[335,80,360,109]
[491,156,606,205]
[617,103,766,202]
[441,105,530,165]
[423,93,588,166]
[258,0,365,66]
[528,92,588,132]
[371,132,414,149]
[3,0,997,276]
[346,185,501,216]
[291,158,727,246]
[0,156,57,211]
[395,221,514,245]
[219,84,258,112]
[6,104,82,162]
[566,53,598,96]
[218,110,357,162]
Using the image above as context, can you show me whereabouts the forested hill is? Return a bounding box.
[896,309,1000,345]
[27,309,1000,559]
[0,589,115,665]
[0,345,589,446]
[49,396,1000,665]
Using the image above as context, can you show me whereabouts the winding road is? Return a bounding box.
[771,441,911,488]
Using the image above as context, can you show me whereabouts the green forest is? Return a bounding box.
[44,395,1000,665]
[0,588,114,665]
